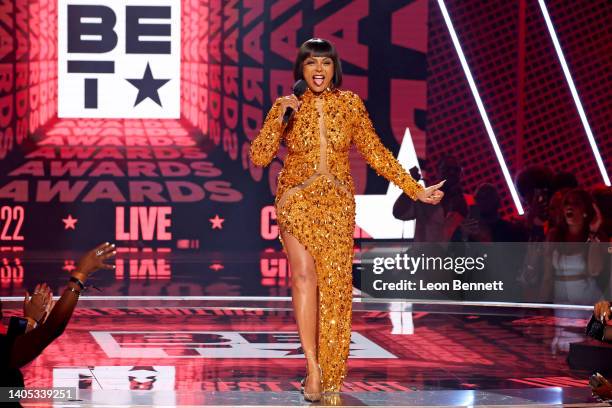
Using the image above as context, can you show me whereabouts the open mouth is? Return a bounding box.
[313,75,325,87]
[564,208,574,219]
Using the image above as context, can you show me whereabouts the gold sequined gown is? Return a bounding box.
[249,88,423,392]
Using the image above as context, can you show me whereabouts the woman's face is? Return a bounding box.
[562,193,586,228]
[302,56,334,93]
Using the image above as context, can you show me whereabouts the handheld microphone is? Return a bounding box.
[282,79,308,125]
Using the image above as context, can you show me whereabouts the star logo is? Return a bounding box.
[126,63,170,107]
[209,214,224,229]
[62,260,76,272]
[62,214,78,230]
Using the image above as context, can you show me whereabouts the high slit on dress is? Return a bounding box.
[249,88,423,392]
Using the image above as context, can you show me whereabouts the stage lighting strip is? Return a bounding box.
[436,0,525,215]
[0,295,594,311]
[537,0,610,186]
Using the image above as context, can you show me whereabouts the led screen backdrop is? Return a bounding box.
[0,0,609,253]
[0,0,428,252]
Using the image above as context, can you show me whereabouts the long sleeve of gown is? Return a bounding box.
[249,99,284,167]
[350,92,424,201]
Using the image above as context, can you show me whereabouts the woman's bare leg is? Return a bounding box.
[281,230,321,395]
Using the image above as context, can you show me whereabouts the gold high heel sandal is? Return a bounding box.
[301,353,322,402]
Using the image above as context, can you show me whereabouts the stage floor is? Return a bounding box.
[0,298,605,407]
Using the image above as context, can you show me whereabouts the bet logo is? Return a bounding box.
[58,0,180,118]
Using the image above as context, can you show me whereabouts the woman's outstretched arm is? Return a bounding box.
[9,281,81,368]
[8,243,115,368]
[350,92,424,201]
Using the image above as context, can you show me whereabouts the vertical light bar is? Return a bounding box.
[538,0,610,186]
[437,0,525,215]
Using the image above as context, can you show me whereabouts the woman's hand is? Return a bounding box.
[72,242,116,282]
[594,301,611,322]
[416,180,445,205]
[590,201,602,234]
[277,95,301,123]
[24,283,53,324]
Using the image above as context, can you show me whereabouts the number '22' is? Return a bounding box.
[0,206,25,241]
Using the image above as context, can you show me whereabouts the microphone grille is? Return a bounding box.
[293,80,308,97]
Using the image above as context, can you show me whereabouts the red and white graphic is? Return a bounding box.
[91,331,397,359]
[58,0,180,118]
[53,366,175,390]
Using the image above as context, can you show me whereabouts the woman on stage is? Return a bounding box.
[250,38,445,401]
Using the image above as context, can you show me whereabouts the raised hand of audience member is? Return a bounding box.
[23,283,53,331]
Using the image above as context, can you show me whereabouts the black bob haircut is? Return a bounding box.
[293,38,343,88]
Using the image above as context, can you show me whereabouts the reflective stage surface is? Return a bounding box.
[1,297,606,407]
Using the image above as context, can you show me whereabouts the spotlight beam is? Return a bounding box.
[538,0,610,186]
[437,0,525,215]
